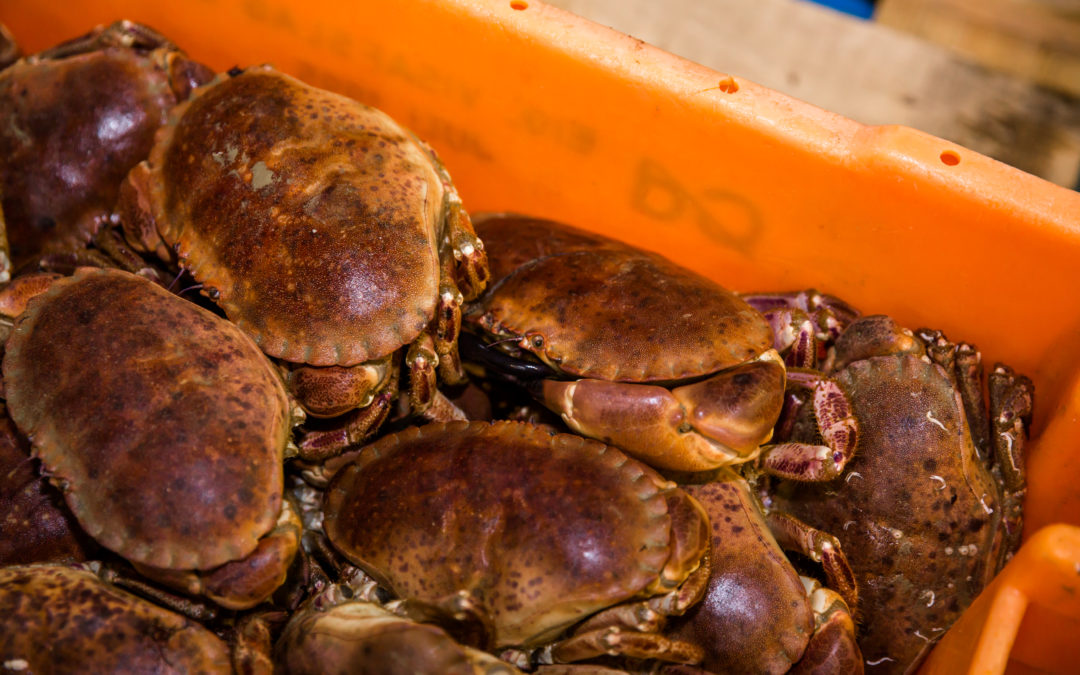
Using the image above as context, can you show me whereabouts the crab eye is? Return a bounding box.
[531,335,544,350]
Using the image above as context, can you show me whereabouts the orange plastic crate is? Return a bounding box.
[3,1,1079,672]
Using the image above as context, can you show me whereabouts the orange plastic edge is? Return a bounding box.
[919,525,1080,674]
[3,2,1080,673]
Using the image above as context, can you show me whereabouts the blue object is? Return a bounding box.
[800,0,876,20]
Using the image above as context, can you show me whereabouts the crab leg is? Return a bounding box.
[790,579,862,675]
[430,149,488,301]
[405,332,439,414]
[542,627,704,666]
[93,564,220,622]
[445,200,489,302]
[989,363,1034,564]
[916,328,992,460]
[956,344,990,459]
[742,289,860,345]
[433,244,468,386]
[765,511,858,610]
[761,307,819,368]
[20,248,117,275]
[758,369,858,482]
[91,226,165,284]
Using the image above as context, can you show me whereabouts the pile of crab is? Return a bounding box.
[0,20,1035,675]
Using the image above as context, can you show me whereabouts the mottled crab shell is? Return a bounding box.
[469,216,772,382]
[774,354,1002,673]
[0,21,210,266]
[0,564,232,673]
[324,421,696,648]
[141,65,444,366]
[3,268,290,571]
[670,474,815,674]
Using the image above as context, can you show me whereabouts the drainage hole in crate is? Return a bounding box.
[511,0,529,9]
[940,150,960,166]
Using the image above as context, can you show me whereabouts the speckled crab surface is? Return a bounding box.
[320,421,712,667]
[0,564,232,673]
[2,267,300,609]
[767,315,1034,674]
[462,215,856,477]
[0,20,211,270]
[666,467,862,675]
[119,65,489,457]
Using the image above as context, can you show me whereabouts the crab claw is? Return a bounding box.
[539,358,785,473]
[760,370,858,482]
[790,580,863,675]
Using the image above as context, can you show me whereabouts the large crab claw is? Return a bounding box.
[538,355,783,472]
[537,350,858,478]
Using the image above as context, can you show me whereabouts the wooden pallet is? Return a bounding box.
[547,0,1080,188]
[878,0,1080,98]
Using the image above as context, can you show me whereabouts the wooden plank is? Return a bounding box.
[877,0,1080,98]
[546,0,1080,188]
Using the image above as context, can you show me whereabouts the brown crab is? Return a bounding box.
[766,315,1034,673]
[118,65,489,459]
[0,20,212,270]
[462,214,856,479]
[318,420,711,667]
[0,564,232,673]
[665,467,862,674]
[2,267,300,609]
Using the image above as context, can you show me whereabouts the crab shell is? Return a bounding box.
[323,421,710,650]
[130,65,447,367]
[772,350,1003,672]
[0,564,231,673]
[669,473,816,674]
[3,267,290,572]
[464,215,781,471]
[0,20,212,267]
[471,215,771,382]
[663,468,863,675]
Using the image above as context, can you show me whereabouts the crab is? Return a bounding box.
[0,564,232,673]
[274,576,525,674]
[765,314,1034,673]
[664,467,861,674]
[2,267,301,609]
[0,20,212,271]
[461,214,856,477]
[316,420,712,668]
[118,65,489,459]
